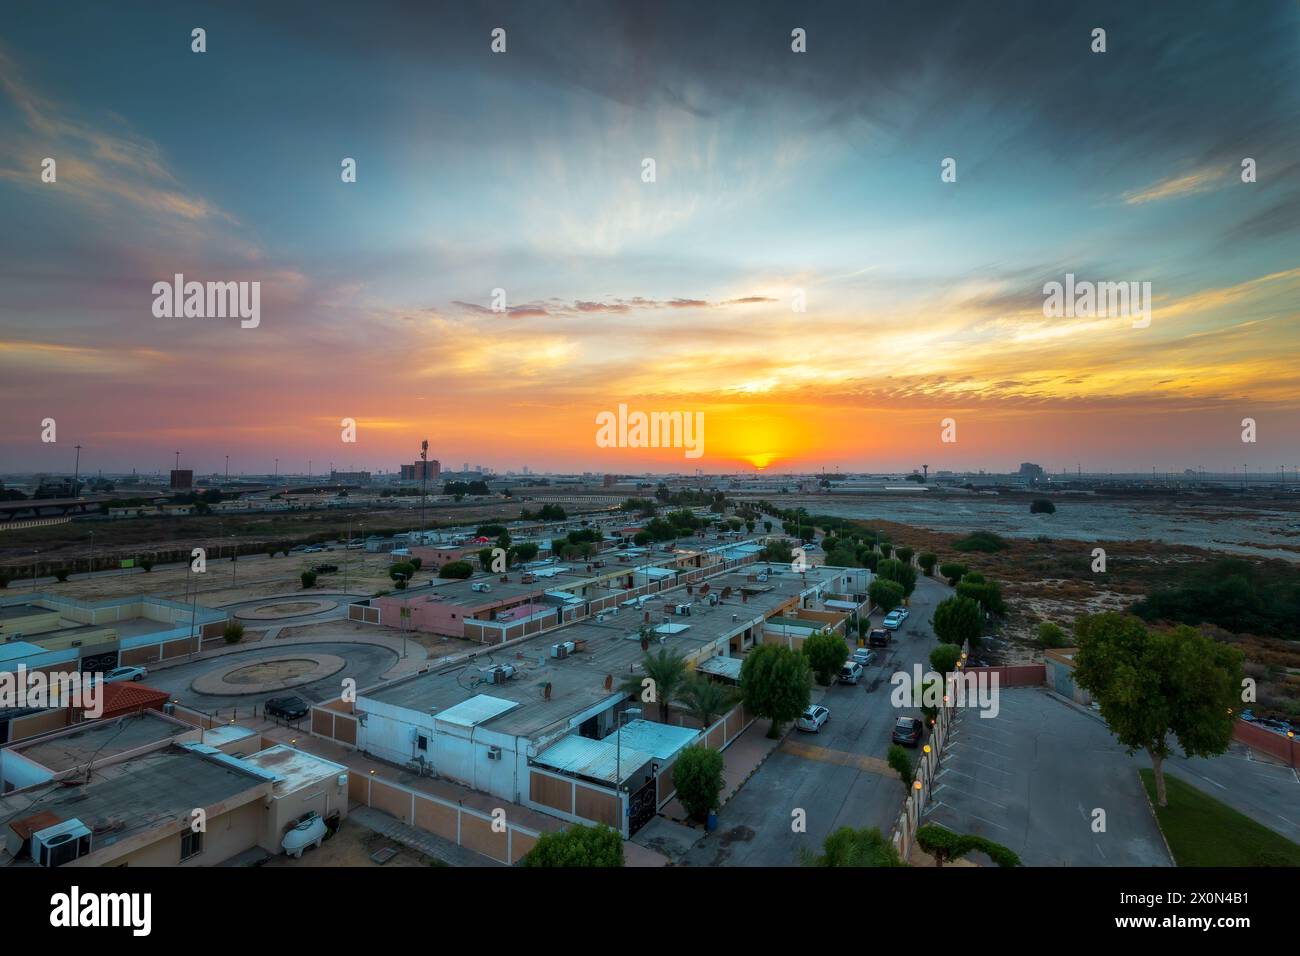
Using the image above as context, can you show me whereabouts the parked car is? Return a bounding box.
[313,563,339,574]
[302,546,323,554]
[852,647,878,668]
[265,695,311,721]
[281,811,327,858]
[102,665,148,683]
[796,704,830,733]
[867,627,891,647]
[838,661,865,685]
[892,716,924,747]
[882,608,909,630]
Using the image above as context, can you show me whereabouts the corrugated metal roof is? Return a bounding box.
[696,656,744,681]
[601,719,699,760]
[434,693,519,728]
[533,734,652,785]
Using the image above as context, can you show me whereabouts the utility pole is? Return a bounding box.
[419,439,429,544]
[175,450,180,471]
[225,455,229,481]
[73,444,82,497]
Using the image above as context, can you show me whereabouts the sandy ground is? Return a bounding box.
[277,619,481,661]
[263,818,445,868]
[13,551,425,606]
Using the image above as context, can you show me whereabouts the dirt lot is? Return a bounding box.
[263,818,445,868]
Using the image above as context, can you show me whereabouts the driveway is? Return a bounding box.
[680,573,950,866]
[923,687,1171,866]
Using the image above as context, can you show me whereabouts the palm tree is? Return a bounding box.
[619,647,687,722]
[675,675,739,729]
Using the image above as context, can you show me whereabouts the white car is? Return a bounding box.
[796,704,830,733]
[281,811,327,858]
[838,661,864,685]
[103,665,148,683]
[882,608,909,630]
[851,648,878,668]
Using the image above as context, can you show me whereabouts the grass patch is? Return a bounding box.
[1140,769,1300,866]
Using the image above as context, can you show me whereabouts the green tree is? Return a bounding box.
[868,578,905,612]
[929,643,963,675]
[957,577,1005,615]
[933,596,982,647]
[802,631,849,685]
[916,824,1021,867]
[802,826,903,867]
[1072,613,1244,807]
[620,647,688,723]
[895,546,915,565]
[300,570,317,589]
[887,744,914,788]
[438,560,473,579]
[521,824,624,867]
[918,552,938,576]
[763,521,772,533]
[223,620,245,644]
[389,561,416,582]
[675,675,738,728]
[875,558,917,598]
[740,643,812,738]
[671,745,725,821]
[477,547,496,571]
[938,562,967,586]
[511,541,540,563]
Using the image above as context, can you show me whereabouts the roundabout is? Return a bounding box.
[190,653,347,696]
[236,598,339,621]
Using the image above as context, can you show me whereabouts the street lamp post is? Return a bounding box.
[32,549,39,592]
[615,706,642,808]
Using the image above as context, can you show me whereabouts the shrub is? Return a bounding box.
[1030,499,1056,514]
[895,546,915,565]
[522,824,623,867]
[223,620,245,644]
[139,558,154,572]
[929,643,963,674]
[672,745,725,821]
[301,570,317,589]
[53,568,71,582]
[389,561,416,582]
[408,556,423,571]
[916,824,1021,867]
[957,578,1005,615]
[918,552,937,576]
[0,572,9,589]
[887,745,913,788]
[803,826,903,867]
[953,531,1008,553]
[1037,621,1068,648]
[439,560,473,579]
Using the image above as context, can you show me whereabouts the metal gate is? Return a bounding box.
[627,778,657,835]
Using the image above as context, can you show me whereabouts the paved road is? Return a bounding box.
[143,641,398,711]
[683,574,949,866]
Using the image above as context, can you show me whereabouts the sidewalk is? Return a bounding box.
[660,717,782,822]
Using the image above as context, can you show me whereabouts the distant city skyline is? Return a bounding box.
[2,2,1298,474]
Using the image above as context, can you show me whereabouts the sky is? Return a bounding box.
[1,0,1298,477]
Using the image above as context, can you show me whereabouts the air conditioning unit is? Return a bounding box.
[162,702,175,715]
[550,643,568,659]
[487,745,502,760]
[674,604,692,616]
[562,641,576,655]
[33,819,93,868]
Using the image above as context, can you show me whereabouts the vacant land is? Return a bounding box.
[1139,770,1300,867]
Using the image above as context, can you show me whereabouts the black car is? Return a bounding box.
[891,716,924,747]
[867,628,891,648]
[265,696,310,721]
[313,563,339,574]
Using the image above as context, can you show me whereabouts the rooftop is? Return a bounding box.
[362,563,843,741]
[0,747,267,854]
[240,744,348,795]
[10,711,191,773]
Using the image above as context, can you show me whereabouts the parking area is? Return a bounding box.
[923,687,1171,866]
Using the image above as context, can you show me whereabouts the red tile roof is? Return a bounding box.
[96,682,169,718]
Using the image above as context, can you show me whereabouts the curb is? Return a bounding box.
[1136,768,1177,867]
